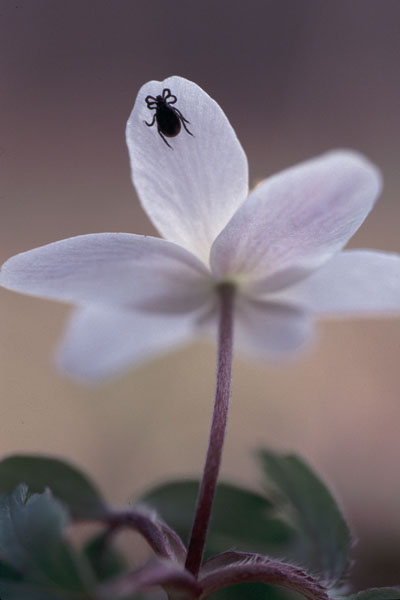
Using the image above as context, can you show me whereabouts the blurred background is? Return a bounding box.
[1,0,400,589]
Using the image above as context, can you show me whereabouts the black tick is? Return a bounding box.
[144,88,194,149]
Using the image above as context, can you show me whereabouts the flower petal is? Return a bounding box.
[275,250,400,316]
[234,296,313,360]
[210,151,382,292]
[0,233,212,313]
[57,306,196,381]
[126,76,248,263]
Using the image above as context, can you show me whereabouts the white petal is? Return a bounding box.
[57,306,196,381]
[211,151,382,292]
[126,76,248,263]
[227,296,313,360]
[0,233,212,313]
[276,250,400,316]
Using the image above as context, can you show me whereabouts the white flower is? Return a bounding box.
[1,76,400,381]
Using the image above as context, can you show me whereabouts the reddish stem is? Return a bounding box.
[185,283,235,578]
[98,559,200,600]
[198,552,329,600]
[83,507,187,564]
[104,508,186,562]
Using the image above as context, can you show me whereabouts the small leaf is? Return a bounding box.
[141,479,294,558]
[208,582,295,600]
[84,531,127,581]
[0,485,91,593]
[0,559,22,581]
[258,449,352,587]
[0,454,107,519]
[0,580,74,600]
[340,589,400,600]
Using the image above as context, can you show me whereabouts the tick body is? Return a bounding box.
[144,88,194,149]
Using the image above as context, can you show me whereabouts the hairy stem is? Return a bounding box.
[198,552,329,600]
[98,559,200,600]
[185,283,235,578]
[83,507,187,563]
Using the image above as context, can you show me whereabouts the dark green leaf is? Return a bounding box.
[0,485,92,593]
[0,580,77,600]
[0,559,22,581]
[340,589,400,600]
[141,479,294,558]
[258,449,352,587]
[0,454,107,519]
[209,582,300,600]
[84,531,127,581]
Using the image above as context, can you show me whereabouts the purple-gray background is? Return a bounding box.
[1,0,400,587]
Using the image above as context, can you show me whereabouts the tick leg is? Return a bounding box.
[163,89,177,104]
[158,127,173,149]
[179,116,194,136]
[172,107,189,123]
[145,94,157,104]
[144,114,156,127]
[173,108,194,136]
[182,120,194,136]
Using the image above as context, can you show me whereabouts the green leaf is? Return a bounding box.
[0,559,22,581]
[84,531,127,581]
[210,582,299,600]
[0,580,75,600]
[0,559,42,600]
[0,454,107,519]
[141,479,294,558]
[258,449,352,587]
[0,485,92,593]
[340,589,400,600]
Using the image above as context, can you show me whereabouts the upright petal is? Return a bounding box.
[211,151,381,292]
[57,307,197,381]
[0,233,211,314]
[275,250,400,316]
[126,76,248,263]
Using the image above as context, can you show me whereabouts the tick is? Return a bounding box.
[144,88,194,149]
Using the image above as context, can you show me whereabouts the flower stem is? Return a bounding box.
[185,283,235,578]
